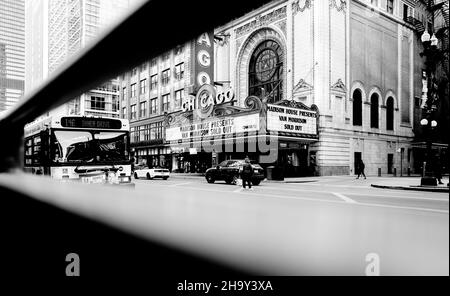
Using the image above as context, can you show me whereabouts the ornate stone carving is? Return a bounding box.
[271,99,315,111]
[329,0,346,13]
[274,19,287,36]
[293,79,313,93]
[214,33,230,47]
[165,96,263,128]
[234,6,286,38]
[292,0,312,16]
[330,78,347,93]
[213,96,262,117]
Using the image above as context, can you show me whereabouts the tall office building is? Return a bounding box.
[0,0,25,113]
[25,0,141,118]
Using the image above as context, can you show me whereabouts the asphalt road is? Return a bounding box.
[129,175,448,275]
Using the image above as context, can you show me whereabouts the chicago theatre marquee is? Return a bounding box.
[165,84,319,176]
[164,0,425,176]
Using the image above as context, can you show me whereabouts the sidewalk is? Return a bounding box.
[170,173,449,192]
[369,176,449,192]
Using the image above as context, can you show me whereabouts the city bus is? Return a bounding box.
[24,115,133,186]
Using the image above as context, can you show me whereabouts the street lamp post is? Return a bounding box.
[420,118,438,185]
[419,28,440,186]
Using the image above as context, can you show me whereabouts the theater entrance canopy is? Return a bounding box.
[164,84,319,155]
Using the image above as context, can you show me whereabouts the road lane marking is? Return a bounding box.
[345,193,449,202]
[332,192,357,204]
[140,183,449,214]
[168,182,192,187]
[261,186,449,201]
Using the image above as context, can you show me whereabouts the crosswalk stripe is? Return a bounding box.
[332,192,357,204]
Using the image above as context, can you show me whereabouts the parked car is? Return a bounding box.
[205,159,265,185]
[133,165,170,180]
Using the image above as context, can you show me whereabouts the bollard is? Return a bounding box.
[393,167,397,177]
[378,168,381,177]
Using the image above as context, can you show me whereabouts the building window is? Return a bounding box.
[249,40,283,103]
[122,87,126,100]
[371,0,378,7]
[174,63,184,80]
[140,101,147,118]
[403,3,413,22]
[162,69,170,85]
[162,94,170,112]
[150,122,164,140]
[150,59,157,67]
[130,104,136,119]
[131,67,138,76]
[150,74,158,90]
[122,106,127,119]
[131,83,136,97]
[370,93,379,128]
[175,89,184,109]
[175,45,183,55]
[386,0,394,14]
[386,97,394,130]
[140,63,147,72]
[112,95,119,112]
[150,98,158,114]
[90,96,105,110]
[162,52,170,61]
[352,89,362,126]
[140,79,147,95]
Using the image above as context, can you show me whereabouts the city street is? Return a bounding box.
[129,175,449,275]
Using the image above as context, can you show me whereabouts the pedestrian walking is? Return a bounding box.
[433,155,444,185]
[356,159,366,179]
[240,156,254,190]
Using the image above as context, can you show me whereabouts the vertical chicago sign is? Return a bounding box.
[193,32,214,91]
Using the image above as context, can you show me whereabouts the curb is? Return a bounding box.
[264,180,318,184]
[371,184,449,193]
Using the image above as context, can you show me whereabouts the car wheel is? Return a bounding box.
[134,172,138,179]
[146,173,153,180]
[252,180,261,186]
[231,175,238,185]
[206,175,215,183]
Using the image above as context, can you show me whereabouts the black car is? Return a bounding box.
[205,159,265,185]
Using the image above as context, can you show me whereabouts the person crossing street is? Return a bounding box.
[240,156,254,190]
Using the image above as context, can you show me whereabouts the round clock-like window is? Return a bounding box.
[255,48,278,82]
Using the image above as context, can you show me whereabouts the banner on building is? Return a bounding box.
[266,103,317,135]
[166,113,260,142]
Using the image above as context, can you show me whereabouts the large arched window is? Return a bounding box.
[370,93,379,128]
[248,40,283,103]
[386,97,394,130]
[352,89,362,126]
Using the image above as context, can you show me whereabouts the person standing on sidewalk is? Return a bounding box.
[240,157,254,190]
[356,159,366,179]
[433,156,444,185]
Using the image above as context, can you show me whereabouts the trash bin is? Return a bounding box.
[267,166,284,181]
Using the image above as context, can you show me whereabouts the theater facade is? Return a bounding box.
[165,84,319,176]
[125,0,439,176]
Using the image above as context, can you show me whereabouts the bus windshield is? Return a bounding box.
[52,130,129,164]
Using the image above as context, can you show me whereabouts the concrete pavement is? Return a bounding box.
[130,176,449,275]
[170,173,449,193]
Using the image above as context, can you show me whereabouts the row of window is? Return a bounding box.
[124,89,184,119]
[123,63,184,99]
[369,0,395,14]
[352,89,394,131]
[86,96,120,112]
[130,122,164,143]
[126,45,184,79]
